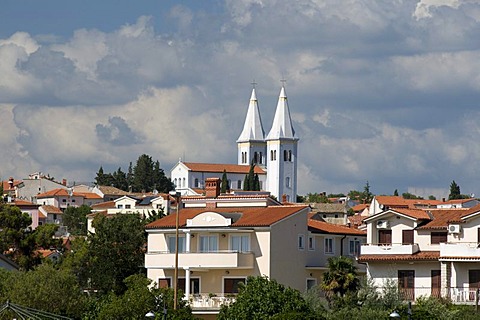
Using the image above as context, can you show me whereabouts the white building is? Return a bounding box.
[359,203,480,303]
[170,85,299,202]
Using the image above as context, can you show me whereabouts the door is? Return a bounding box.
[178,278,200,294]
[402,230,414,245]
[469,270,480,300]
[431,270,441,298]
[379,230,392,245]
[398,270,415,301]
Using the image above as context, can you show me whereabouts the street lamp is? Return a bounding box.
[169,190,181,310]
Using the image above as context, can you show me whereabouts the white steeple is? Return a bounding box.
[237,88,265,143]
[266,86,297,141]
[266,85,298,202]
[237,87,267,166]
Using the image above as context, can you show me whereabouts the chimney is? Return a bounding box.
[62,179,67,186]
[282,194,287,203]
[205,177,221,198]
[442,198,446,202]
[8,177,13,189]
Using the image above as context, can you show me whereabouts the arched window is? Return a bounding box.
[174,178,177,187]
[270,150,274,161]
[194,178,199,188]
[253,152,258,163]
[288,150,292,162]
[284,150,288,161]
[286,177,290,188]
[259,152,263,164]
[183,178,186,188]
[274,150,277,160]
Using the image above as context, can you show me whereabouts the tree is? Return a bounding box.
[221,170,230,193]
[449,180,461,200]
[218,276,314,320]
[306,193,329,203]
[112,167,128,191]
[132,154,174,193]
[5,264,87,317]
[321,256,360,304]
[362,181,373,204]
[63,205,90,236]
[393,189,398,196]
[428,195,437,200]
[95,166,113,186]
[253,173,260,191]
[402,192,423,200]
[143,207,166,224]
[88,214,146,294]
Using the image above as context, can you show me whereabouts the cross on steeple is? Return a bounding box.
[280,77,287,87]
[251,79,257,89]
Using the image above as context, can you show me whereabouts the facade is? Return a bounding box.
[35,188,103,210]
[170,85,298,202]
[145,178,366,317]
[359,203,480,303]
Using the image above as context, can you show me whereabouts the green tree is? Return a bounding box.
[143,207,166,224]
[362,181,373,204]
[63,205,90,236]
[321,256,360,304]
[393,189,398,196]
[112,167,128,191]
[132,154,173,193]
[5,264,87,317]
[127,162,134,191]
[402,192,423,200]
[243,163,257,191]
[243,175,249,191]
[89,213,146,294]
[221,170,230,193]
[58,237,91,290]
[449,180,461,200]
[306,193,329,203]
[218,276,314,320]
[95,166,113,186]
[428,195,437,200]
[253,173,260,191]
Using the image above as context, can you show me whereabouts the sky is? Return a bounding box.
[2,0,480,199]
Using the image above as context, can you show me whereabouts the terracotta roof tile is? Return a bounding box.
[40,205,63,214]
[417,209,466,229]
[146,205,309,229]
[308,219,366,235]
[351,204,369,212]
[12,199,38,207]
[358,251,440,262]
[2,179,23,191]
[76,192,103,199]
[97,186,129,196]
[91,200,116,209]
[182,162,266,174]
[36,188,70,198]
[375,196,441,208]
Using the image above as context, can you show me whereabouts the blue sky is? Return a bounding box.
[2,0,480,199]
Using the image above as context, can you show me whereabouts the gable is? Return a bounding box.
[187,211,233,227]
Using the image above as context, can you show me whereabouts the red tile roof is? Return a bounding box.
[36,188,70,198]
[12,199,39,207]
[40,205,63,214]
[417,209,466,229]
[146,205,308,229]
[308,219,366,235]
[91,200,116,209]
[358,251,440,262]
[182,162,266,174]
[351,203,369,212]
[375,196,441,208]
[76,192,103,199]
[2,179,22,191]
[393,208,431,220]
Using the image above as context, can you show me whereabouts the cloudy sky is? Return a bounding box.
[2,0,480,199]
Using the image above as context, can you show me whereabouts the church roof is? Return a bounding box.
[266,86,298,141]
[181,162,266,174]
[237,88,265,143]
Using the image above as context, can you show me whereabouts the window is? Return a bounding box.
[158,278,171,288]
[431,232,447,244]
[168,235,186,253]
[178,278,200,294]
[183,178,186,187]
[298,234,305,250]
[308,236,315,251]
[325,238,334,254]
[174,178,177,187]
[270,150,274,161]
[284,150,288,161]
[237,180,242,189]
[349,239,361,256]
[253,152,258,163]
[378,230,392,245]
[194,178,199,188]
[259,152,263,164]
[402,230,414,245]
[288,150,292,161]
[398,270,415,301]
[117,204,123,209]
[224,278,245,294]
[72,199,76,203]
[125,204,131,209]
[199,235,218,252]
[431,270,441,298]
[306,279,317,290]
[286,177,290,188]
[230,234,250,252]
[62,199,66,203]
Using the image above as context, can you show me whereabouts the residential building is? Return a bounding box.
[39,205,64,225]
[170,85,298,202]
[90,185,129,201]
[359,203,480,303]
[35,188,103,210]
[145,178,365,318]
[16,172,68,202]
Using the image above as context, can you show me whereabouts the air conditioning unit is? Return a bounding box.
[448,224,461,234]
[376,220,390,229]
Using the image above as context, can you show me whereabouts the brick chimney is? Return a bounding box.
[205,177,221,198]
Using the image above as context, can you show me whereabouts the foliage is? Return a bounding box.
[448,180,471,200]
[4,264,87,318]
[362,181,374,204]
[321,256,359,306]
[394,189,399,196]
[221,170,230,193]
[218,275,313,320]
[328,193,346,198]
[88,214,146,294]
[143,207,166,224]
[302,285,328,318]
[306,193,330,203]
[428,195,437,200]
[402,192,423,199]
[59,237,91,289]
[243,163,260,191]
[94,154,174,193]
[63,205,90,236]
[411,296,460,320]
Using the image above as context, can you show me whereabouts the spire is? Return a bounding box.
[237,88,266,142]
[266,86,297,140]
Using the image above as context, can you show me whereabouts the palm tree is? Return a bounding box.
[321,256,360,298]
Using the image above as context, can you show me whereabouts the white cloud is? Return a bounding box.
[413,0,461,20]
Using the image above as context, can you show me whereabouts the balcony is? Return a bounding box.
[440,242,480,258]
[360,243,420,255]
[189,293,236,310]
[145,250,254,269]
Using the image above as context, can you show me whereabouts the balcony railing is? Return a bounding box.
[145,250,254,269]
[360,243,420,255]
[189,293,236,310]
[375,286,479,304]
[440,242,480,258]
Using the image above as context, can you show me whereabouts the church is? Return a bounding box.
[170,85,299,202]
